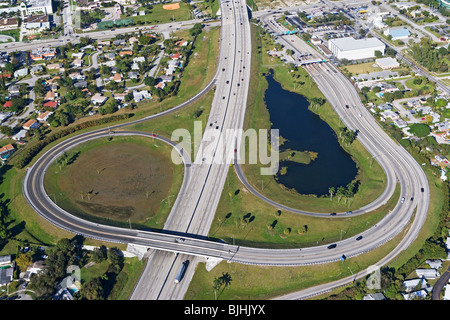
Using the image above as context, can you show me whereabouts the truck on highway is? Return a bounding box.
[174,260,189,284]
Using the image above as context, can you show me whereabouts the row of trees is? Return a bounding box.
[328,180,359,206]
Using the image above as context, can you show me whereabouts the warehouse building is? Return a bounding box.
[327,37,385,61]
[384,27,410,41]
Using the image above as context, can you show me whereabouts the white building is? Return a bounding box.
[327,37,385,61]
[20,0,53,16]
[375,57,400,70]
[416,268,440,279]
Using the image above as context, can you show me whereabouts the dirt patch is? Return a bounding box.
[163,3,180,10]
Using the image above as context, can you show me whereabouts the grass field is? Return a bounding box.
[131,3,193,25]
[43,136,183,229]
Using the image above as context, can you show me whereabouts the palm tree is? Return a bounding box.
[329,187,335,201]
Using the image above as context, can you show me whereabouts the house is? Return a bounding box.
[160,75,173,82]
[14,67,28,78]
[113,39,126,46]
[22,119,40,130]
[21,260,45,282]
[97,40,110,48]
[105,52,116,60]
[394,119,408,128]
[3,101,12,108]
[0,111,13,123]
[37,111,53,122]
[91,93,108,105]
[380,110,399,121]
[402,278,429,292]
[133,56,145,63]
[131,62,140,71]
[111,73,122,82]
[43,101,58,108]
[73,58,83,68]
[154,81,165,90]
[74,80,88,89]
[72,52,84,59]
[416,268,440,279]
[0,255,12,267]
[44,91,58,101]
[46,62,63,71]
[8,84,20,96]
[442,282,450,300]
[12,129,27,141]
[0,266,13,285]
[402,290,428,300]
[128,71,139,79]
[170,53,182,60]
[363,293,386,300]
[69,72,86,81]
[128,36,138,45]
[0,144,15,160]
[119,50,133,57]
[436,122,450,132]
[113,92,128,101]
[132,90,151,102]
[31,64,44,74]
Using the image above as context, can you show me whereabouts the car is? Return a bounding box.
[401,197,405,203]
[410,197,414,201]
[330,213,336,216]
[222,68,225,71]
[327,244,337,249]
[345,105,349,109]
[421,187,424,192]
[356,236,363,241]
[345,211,352,215]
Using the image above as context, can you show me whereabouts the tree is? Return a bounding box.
[0,126,13,136]
[91,245,107,263]
[15,252,32,271]
[82,277,104,300]
[329,187,335,201]
[408,123,431,138]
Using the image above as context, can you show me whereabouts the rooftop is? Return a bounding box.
[329,37,384,52]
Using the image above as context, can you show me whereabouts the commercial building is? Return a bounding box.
[0,18,19,31]
[20,0,53,16]
[375,57,400,70]
[327,37,385,61]
[384,27,410,41]
[30,47,56,60]
[23,14,50,34]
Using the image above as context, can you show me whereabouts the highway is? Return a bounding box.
[20,0,432,301]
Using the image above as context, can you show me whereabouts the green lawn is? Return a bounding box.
[131,3,193,25]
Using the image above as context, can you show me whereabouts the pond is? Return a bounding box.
[265,71,358,196]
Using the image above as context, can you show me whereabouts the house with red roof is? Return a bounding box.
[43,101,58,108]
[3,101,12,108]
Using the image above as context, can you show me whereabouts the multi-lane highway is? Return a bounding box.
[20,0,432,300]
